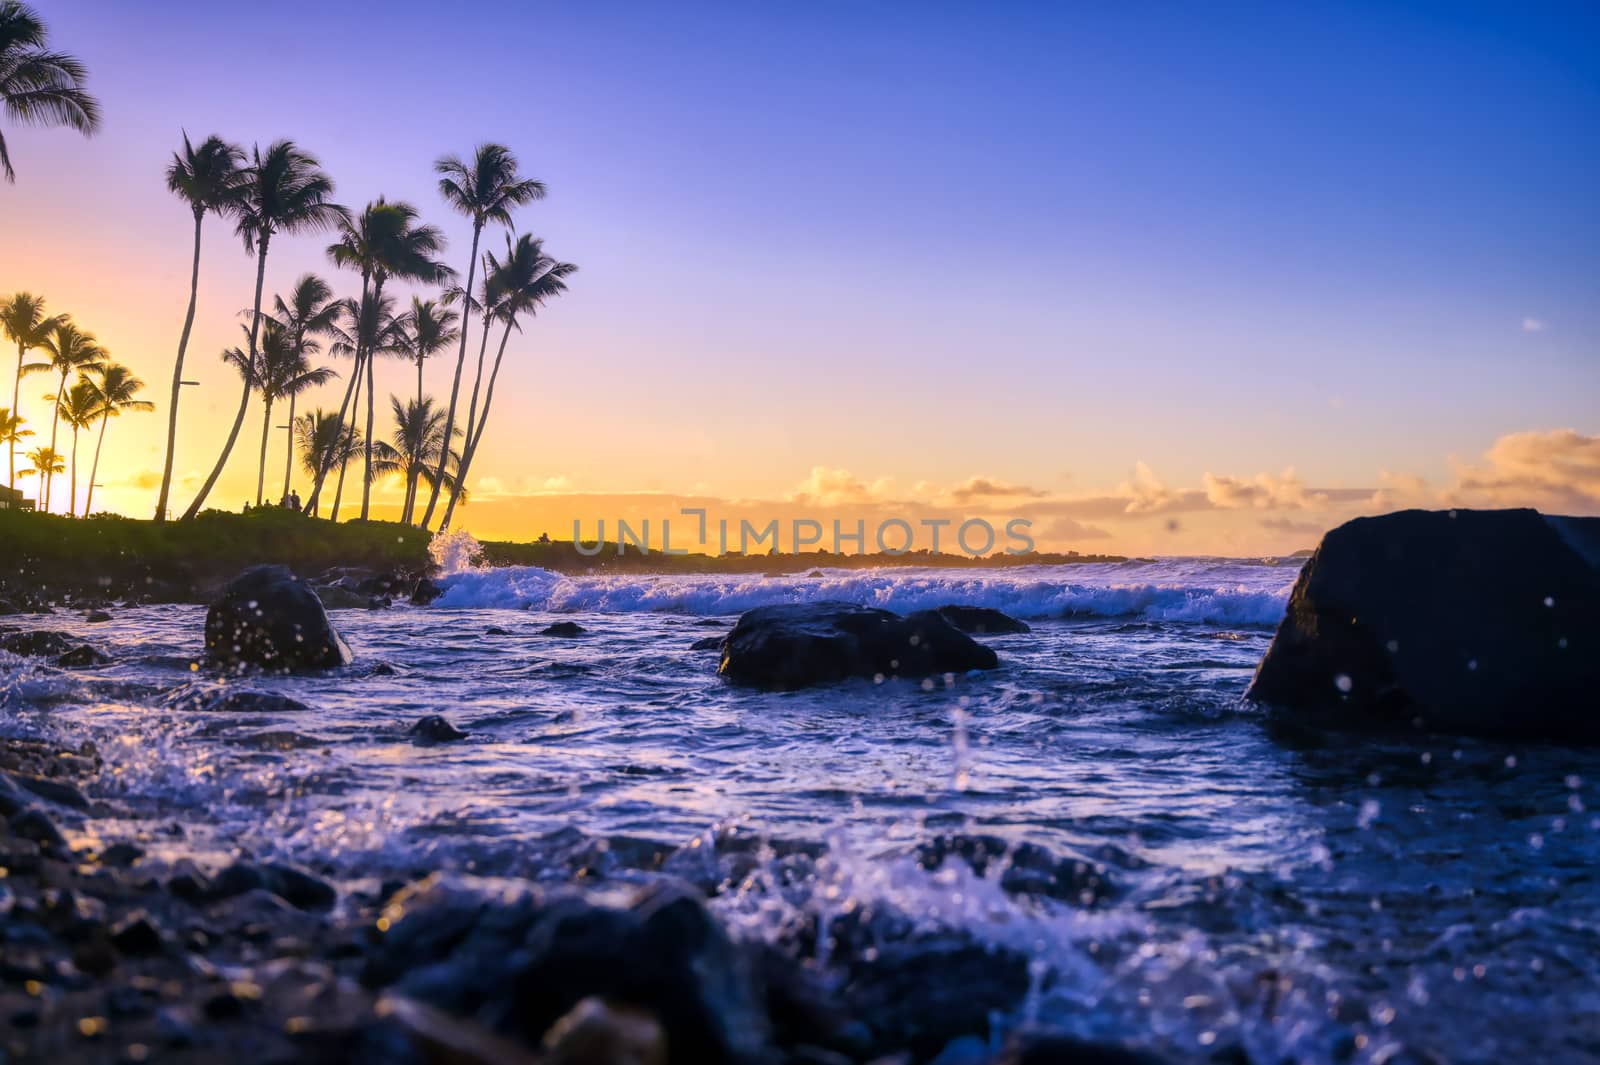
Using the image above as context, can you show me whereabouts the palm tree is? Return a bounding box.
[0,406,30,501]
[269,274,339,504]
[0,291,60,492]
[24,318,102,511]
[317,293,401,521]
[53,376,96,516]
[252,319,335,506]
[440,236,575,531]
[79,362,151,517]
[370,395,460,524]
[182,140,344,520]
[17,443,60,490]
[0,1,100,183]
[156,132,245,521]
[420,144,544,530]
[393,297,458,521]
[294,409,362,518]
[321,198,452,521]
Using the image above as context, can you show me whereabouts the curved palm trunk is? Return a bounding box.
[255,394,274,507]
[359,318,377,521]
[45,372,66,512]
[281,393,297,504]
[84,415,108,517]
[68,424,80,518]
[156,211,205,521]
[303,273,370,517]
[331,352,363,523]
[462,313,493,461]
[183,236,270,520]
[441,315,515,531]
[421,219,483,529]
[10,341,23,494]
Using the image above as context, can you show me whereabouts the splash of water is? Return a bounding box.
[428,528,484,575]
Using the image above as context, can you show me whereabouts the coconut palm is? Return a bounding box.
[252,318,335,506]
[17,444,60,488]
[317,293,402,521]
[1,291,60,491]
[0,406,30,501]
[420,144,544,529]
[79,362,151,517]
[53,376,97,516]
[440,235,575,531]
[156,132,245,521]
[325,198,452,521]
[182,140,344,520]
[0,1,100,183]
[293,409,360,518]
[269,274,339,504]
[393,297,458,520]
[23,318,102,511]
[369,395,460,524]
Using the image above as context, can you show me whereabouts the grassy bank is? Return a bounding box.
[0,508,431,607]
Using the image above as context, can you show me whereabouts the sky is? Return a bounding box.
[2,1,1596,555]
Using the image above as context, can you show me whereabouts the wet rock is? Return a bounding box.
[14,774,89,810]
[543,996,667,1065]
[719,601,999,690]
[540,621,589,638]
[410,715,469,745]
[165,686,313,714]
[85,609,113,623]
[411,578,444,606]
[55,644,111,667]
[915,834,1119,906]
[208,860,336,911]
[10,807,68,851]
[204,564,351,673]
[99,841,145,867]
[935,605,1031,635]
[0,597,21,615]
[485,626,512,636]
[367,594,393,610]
[690,636,726,651]
[109,912,167,956]
[1248,508,1600,741]
[0,629,80,657]
[995,1032,1173,1064]
[314,584,368,609]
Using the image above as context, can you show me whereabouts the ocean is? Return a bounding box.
[3,554,1596,1062]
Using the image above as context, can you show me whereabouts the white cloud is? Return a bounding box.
[1202,468,1328,510]
[1447,428,1600,511]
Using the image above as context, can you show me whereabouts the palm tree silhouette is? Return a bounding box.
[80,361,151,517]
[440,235,575,531]
[293,408,360,518]
[393,297,458,521]
[0,405,31,501]
[18,444,60,492]
[421,144,544,529]
[1,291,61,492]
[156,132,244,520]
[253,318,335,506]
[319,293,401,521]
[182,140,344,519]
[269,274,340,505]
[24,318,102,512]
[54,376,97,516]
[372,395,462,525]
[0,1,100,183]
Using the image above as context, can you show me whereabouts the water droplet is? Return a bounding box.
[1334,673,1354,693]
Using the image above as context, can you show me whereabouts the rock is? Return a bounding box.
[540,621,589,638]
[15,774,89,810]
[994,1033,1172,1064]
[209,860,336,910]
[164,685,312,714]
[55,644,110,668]
[109,912,166,956]
[935,605,1031,635]
[410,715,469,745]
[543,997,667,1065]
[204,564,351,673]
[719,601,999,690]
[10,807,68,851]
[85,610,113,623]
[0,629,80,657]
[690,636,726,651]
[1248,509,1600,741]
[357,573,404,597]
[485,626,512,636]
[314,585,368,610]
[367,594,393,610]
[0,598,21,615]
[99,841,145,867]
[411,578,444,606]
[915,833,1118,906]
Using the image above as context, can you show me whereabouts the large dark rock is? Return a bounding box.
[410,577,443,606]
[204,565,350,673]
[0,629,80,657]
[1248,509,1600,741]
[718,601,999,690]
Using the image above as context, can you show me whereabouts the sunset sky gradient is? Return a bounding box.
[3,1,1596,554]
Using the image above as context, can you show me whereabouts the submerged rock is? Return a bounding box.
[1248,508,1600,741]
[718,601,999,690]
[85,610,113,623]
[0,629,81,657]
[410,714,469,745]
[540,621,589,638]
[690,636,726,651]
[56,644,111,668]
[935,605,1032,635]
[163,686,312,714]
[204,565,350,673]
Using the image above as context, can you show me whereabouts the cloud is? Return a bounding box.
[1369,470,1433,510]
[1035,516,1112,542]
[1117,462,1187,514]
[944,476,1047,503]
[1259,516,1325,536]
[1202,468,1328,510]
[1522,318,1545,333]
[1446,428,1600,510]
[791,466,895,505]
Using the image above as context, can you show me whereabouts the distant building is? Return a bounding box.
[0,485,35,511]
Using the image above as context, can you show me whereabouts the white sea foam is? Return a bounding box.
[430,560,1294,625]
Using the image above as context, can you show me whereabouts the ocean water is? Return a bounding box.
[3,555,1598,1062]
